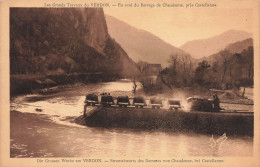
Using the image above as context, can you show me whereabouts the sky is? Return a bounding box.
[104,0,256,47]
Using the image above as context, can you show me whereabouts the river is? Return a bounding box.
[10,79,253,157]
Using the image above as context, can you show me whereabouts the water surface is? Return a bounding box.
[10,80,253,157]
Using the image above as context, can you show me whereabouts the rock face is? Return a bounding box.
[105,15,188,67]
[180,30,252,59]
[10,8,137,76]
[79,9,109,53]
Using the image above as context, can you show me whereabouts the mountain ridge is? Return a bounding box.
[198,38,253,65]
[105,15,190,67]
[180,29,252,59]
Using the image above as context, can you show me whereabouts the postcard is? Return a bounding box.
[0,0,259,166]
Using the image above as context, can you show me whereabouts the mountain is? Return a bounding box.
[10,8,138,76]
[105,15,189,67]
[199,38,253,65]
[180,30,252,59]
[225,38,253,54]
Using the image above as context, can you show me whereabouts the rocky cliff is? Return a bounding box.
[10,8,137,76]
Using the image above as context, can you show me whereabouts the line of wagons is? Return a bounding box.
[85,93,218,112]
[84,93,182,110]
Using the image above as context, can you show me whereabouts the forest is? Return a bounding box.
[137,45,253,93]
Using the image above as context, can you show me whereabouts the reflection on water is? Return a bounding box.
[10,80,253,157]
[10,117,253,158]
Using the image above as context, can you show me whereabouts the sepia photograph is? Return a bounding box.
[1,0,260,166]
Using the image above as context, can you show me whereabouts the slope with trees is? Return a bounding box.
[10,8,138,77]
[158,38,254,89]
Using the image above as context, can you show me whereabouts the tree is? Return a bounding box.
[195,60,210,85]
[158,68,172,88]
[242,46,254,83]
[160,54,193,87]
[179,54,193,86]
[132,77,137,94]
[219,50,231,83]
[136,61,149,88]
[230,53,243,87]
[168,54,178,73]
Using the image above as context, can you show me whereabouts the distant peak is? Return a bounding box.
[180,29,252,59]
[221,29,251,36]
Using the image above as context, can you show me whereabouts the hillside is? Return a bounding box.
[225,38,253,54]
[105,15,189,67]
[200,38,253,65]
[10,8,138,77]
[180,30,252,59]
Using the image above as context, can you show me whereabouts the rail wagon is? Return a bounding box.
[150,98,163,109]
[133,97,147,108]
[168,100,181,110]
[101,95,115,107]
[117,96,130,108]
[85,94,99,106]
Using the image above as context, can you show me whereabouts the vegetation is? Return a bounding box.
[10,8,137,76]
[159,54,193,88]
[135,61,162,94]
[158,46,253,90]
[10,8,139,96]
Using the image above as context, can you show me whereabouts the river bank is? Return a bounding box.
[10,73,120,97]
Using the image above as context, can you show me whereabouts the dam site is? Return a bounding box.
[10,79,254,157]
